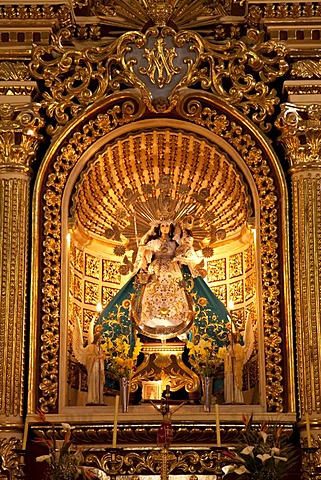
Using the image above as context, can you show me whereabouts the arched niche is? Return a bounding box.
[30,89,294,415]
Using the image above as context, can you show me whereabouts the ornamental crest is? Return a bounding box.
[140,36,181,88]
[120,26,198,112]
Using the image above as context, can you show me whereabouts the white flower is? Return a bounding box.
[234,465,251,475]
[61,422,71,431]
[222,464,238,474]
[258,431,268,443]
[271,447,281,456]
[240,445,255,456]
[36,454,51,463]
[257,453,272,462]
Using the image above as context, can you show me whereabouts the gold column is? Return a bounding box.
[277,103,321,444]
[0,103,43,429]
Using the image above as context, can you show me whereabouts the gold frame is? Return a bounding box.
[141,381,163,401]
[30,89,294,414]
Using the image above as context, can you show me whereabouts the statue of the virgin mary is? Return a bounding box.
[99,180,230,349]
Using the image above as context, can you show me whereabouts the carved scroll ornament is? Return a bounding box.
[29,26,288,135]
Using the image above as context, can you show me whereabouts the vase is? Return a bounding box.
[120,377,130,413]
[201,376,214,412]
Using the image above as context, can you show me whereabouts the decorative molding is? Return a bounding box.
[0,437,24,480]
[276,103,321,168]
[0,102,44,417]
[30,420,297,476]
[277,103,321,414]
[248,2,321,22]
[91,0,234,30]
[291,60,321,79]
[32,420,295,446]
[0,62,31,81]
[0,2,72,23]
[291,175,321,415]
[0,103,44,168]
[29,26,288,135]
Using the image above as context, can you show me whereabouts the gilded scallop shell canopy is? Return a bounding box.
[71,129,251,249]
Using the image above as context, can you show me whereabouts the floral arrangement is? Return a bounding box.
[34,410,108,480]
[102,334,142,378]
[222,414,297,480]
[186,336,221,377]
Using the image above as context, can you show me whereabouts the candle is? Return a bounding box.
[112,395,120,448]
[215,403,221,447]
[305,411,312,447]
[22,417,29,450]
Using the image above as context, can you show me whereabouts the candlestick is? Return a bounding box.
[112,395,119,448]
[215,403,221,447]
[305,411,312,448]
[21,417,29,451]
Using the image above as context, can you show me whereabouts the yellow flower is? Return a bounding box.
[186,335,221,376]
[217,346,227,359]
[106,334,142,378]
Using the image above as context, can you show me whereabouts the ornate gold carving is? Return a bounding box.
[0,85,36,97]
[92,0,229,30]
[102,260,121,284]
[32,420,295,448]
[276,104,321,168]
[83,309,97,332]
[207,259,226,282]
[0,437,24,480]
[0,102,44,418]
[74,0,89,8]
[84,280,99,304]
[291,60,321,79]
[184,28,288,131]
[0,4,59,20]
[244,244,254,272]
[285,171,321,415]
[177,93,285,411]
[102,286,118,305]
[71,244,84,272]
[85,253,100,279]
[73,130,249,240]
[131,343,200,394]
[37,86,288,413]
[229,252,243,278]
[74,274,83,301]
[30,25,288,133]
[284,83,321,97]
[39,95,144,412]
[139,36,181,88]
[245,272,256,300]
[85,449,217,476]
[0,62,30,81]
[229,279,244,304]
[210,285,227,304]
[248,2,321,22]
[0,103,44,167]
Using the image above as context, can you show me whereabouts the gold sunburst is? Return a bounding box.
[91,0,229,30]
